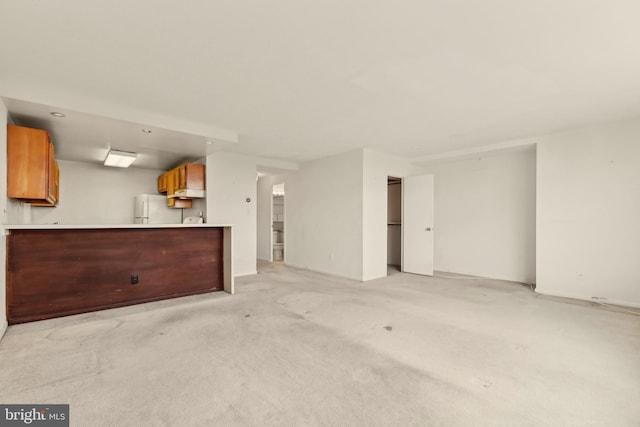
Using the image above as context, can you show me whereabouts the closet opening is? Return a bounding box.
[272,184,285,263]
[387,176,402,275]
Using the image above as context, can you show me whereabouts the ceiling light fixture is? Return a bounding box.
[141,129,152,134]
[204,140,215,145]
[104,149,137,168]
[50,112,66,118]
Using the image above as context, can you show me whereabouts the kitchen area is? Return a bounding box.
[3,100,235,325]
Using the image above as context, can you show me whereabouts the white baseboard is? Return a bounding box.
[235,270,258,278]
[0,319,8,342]
[536,289,640,309]
[362,273,386,282]
[435,269,534,285]
[285,262,363,282]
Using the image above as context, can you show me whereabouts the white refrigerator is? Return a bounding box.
[134,194,182,224]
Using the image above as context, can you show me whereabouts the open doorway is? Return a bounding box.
[387,176,402,274]
[272,183,285,263]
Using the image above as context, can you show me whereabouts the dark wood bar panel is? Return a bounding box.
[6,226,225,324]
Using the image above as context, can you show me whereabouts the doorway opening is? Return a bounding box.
[272,184,285,263]
[387,176,402,275]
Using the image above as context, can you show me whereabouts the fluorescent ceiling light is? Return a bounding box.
[104,149,137,168]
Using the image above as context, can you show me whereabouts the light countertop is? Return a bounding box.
[3,223,232,231]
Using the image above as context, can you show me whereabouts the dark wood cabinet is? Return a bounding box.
[6,227,224,324]
[7,125,60,206]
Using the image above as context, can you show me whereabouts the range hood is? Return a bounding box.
[169,188,206,199]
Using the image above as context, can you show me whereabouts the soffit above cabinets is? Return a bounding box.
[4,98,234,171]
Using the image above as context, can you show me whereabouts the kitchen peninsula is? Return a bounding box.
[4,224,232,324]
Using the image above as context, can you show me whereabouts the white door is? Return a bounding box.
[402,174,434,276]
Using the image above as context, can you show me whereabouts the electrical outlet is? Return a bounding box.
[131,274,139,285]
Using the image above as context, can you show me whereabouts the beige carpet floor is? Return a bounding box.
[1,262,639,426]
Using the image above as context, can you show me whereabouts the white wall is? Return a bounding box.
[0,103,25,338]
[206,152,257,277]
[6,199,30,225]
[536,118,640,307]
[257,175,276,261]
[0,99,9,338]
[423,149,536,284]
[182,197,206,222]
[260,148,526,283]
[362,149,425,281]
[283,149,364,280]
[31,160,164,225]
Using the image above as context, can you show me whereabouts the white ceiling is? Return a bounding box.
[1,1,640,168]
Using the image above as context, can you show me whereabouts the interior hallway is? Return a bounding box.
[1,262,638,426]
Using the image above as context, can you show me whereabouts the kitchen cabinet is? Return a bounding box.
[32,157,59,207]
[158,163,205,200]
[6,226,227,324]
[178,164,186,189]
[164,169,192,207]
[157,173,167,193]
[7,125,60,206]
[167,197,192,209]
[165,170,173,196]
[157,167,182,195]
[171,163,205,198]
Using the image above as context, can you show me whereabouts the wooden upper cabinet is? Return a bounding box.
[7,125,59,206]
[178,164,187,190]
[167,197,192,209]
[157,173,167,193]
[33,154,59,207]
[165,169,176,197]
[158,163,205,200]
[177,163,204,192]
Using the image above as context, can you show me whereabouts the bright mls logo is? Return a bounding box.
[0,405,68,426]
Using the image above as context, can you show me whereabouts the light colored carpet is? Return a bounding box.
[1,262,639,426]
